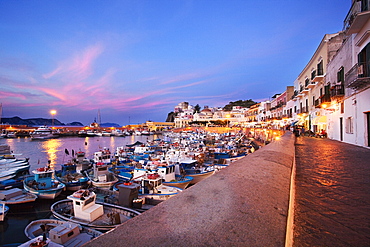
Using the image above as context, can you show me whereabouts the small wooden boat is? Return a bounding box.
[24,166,65,199]
[55,162,89,191]
[51,190,140,231]
[87,162,118,189]
[0,188,37,206]
[23,219,102,247]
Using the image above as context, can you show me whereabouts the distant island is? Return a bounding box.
[1,116,84,127]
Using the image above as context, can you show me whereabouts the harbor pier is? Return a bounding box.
[85,132,295,246]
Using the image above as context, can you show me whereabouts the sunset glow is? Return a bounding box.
[0,1,349,125]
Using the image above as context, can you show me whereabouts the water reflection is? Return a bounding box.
[41,139,62,168]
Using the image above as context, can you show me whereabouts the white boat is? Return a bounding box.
[0,188,37,205]
[23,219,102,247]
[87,162,118,189]
[30,126,59,140]
[24,166,65,199]
[51,190,140,231]
[93,147,112,164]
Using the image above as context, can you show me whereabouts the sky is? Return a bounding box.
[0,0,350,126]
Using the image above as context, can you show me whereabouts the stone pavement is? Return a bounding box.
[293,136,370,246]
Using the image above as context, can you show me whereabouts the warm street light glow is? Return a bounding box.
[50,110,57,127]
[321,103,327,109]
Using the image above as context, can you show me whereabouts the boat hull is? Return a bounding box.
[162,175,193,189]
[51,199,140,231]
[185,170,215,184]
[23,178,65,199]
[91,177,118,189]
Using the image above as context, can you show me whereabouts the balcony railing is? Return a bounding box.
[330,84,345,98]
[344,0,370,34]
[320,94,331,104]
[346,63,370,89]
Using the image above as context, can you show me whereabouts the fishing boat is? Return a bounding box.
[23,166,65,199]
[23,219,102,247]
[113,163,183,201]
[180,160,216,184]
[30,126,59,140]
[130,161,193,190]
[51,190,140,231]
[93,148,112,164]
[55,161,89,191]
[0,188,37,206]
[86,162,118,189]
[0,161,30,181]
[0,202,9,221]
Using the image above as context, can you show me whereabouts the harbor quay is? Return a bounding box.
[83,131,370,247]
[84,132,295,247]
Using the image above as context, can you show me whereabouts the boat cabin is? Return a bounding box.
[142,175,163,194]
[32,167,54,188]
[60,162,77,176]
[93,148,111,164]
[67,190,103,222]
[93,162,109,181]
[48,222,80,245]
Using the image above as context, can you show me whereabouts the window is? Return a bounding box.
[317,60,324,75]
[345,117,353,134]
[337,67,344,84]
[358,42,370,77]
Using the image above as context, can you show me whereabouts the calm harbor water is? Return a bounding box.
[0,134,163,246]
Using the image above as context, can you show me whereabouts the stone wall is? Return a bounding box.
[84,132,295,247]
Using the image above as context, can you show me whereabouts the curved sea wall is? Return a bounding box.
[84,131,295,247]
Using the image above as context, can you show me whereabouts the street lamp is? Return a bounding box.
[50,110,57,127]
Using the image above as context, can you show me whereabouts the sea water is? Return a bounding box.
[0,134,162,246]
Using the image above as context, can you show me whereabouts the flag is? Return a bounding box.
[72,149,75,157]
[65,148,69,155]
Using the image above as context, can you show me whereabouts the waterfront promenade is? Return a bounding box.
[292,136,370,246]
[84,132,370,246]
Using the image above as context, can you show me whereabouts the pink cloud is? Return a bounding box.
[43,43,104,80]
[0,91,28,100]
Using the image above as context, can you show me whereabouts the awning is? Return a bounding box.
[312,116,327,125]
[290,120,299,126]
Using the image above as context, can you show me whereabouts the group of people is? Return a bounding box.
[290,125,327,138]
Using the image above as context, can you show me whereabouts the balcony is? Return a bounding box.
[346,63,370,89]
[302,87,310,94]
[307,81,318,89]
[330,84,345,99]
[312,74,325,83]
[321,94,331,104]
[344,0,370,34]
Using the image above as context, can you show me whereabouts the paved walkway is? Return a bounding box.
[293,136,370,246]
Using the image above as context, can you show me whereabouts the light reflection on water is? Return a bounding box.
[0,134,163,245]
[0,135,161,170]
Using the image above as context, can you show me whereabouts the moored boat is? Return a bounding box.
[55,161,89,191]
[51,190,140,231]
[24,166,65,199]
[86,162,118,189]
[0,188,37,206]
[30,126,59,140]
[23,219,102,247]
